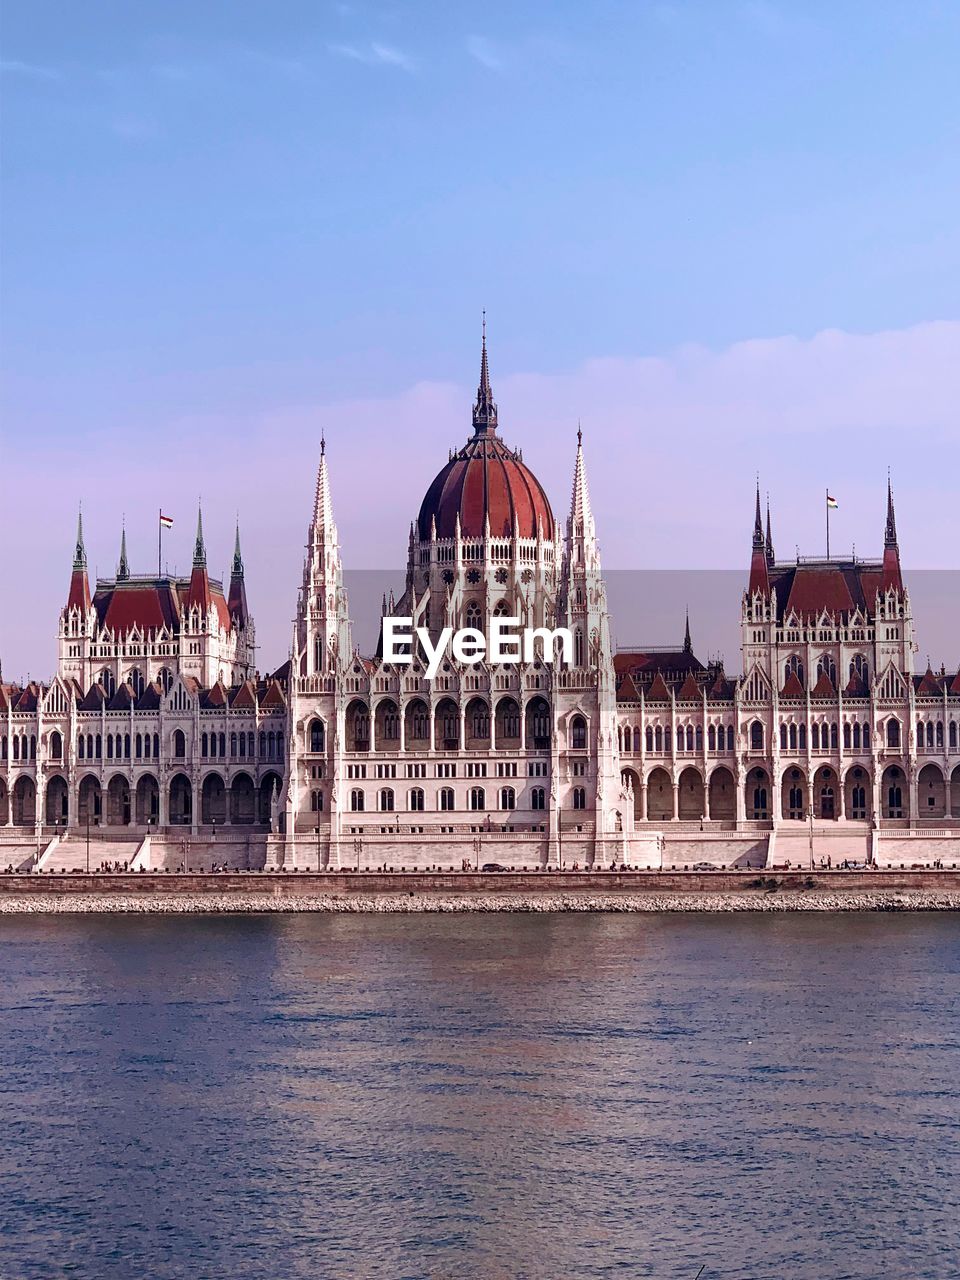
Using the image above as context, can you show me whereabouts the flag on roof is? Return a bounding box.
[826,495,838,509]
[160,513,174,528]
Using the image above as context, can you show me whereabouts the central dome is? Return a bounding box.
[416,335,555,541]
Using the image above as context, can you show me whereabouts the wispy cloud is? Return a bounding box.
[466,35,504,72]
[0,58,60,81]
[329,42,416,72]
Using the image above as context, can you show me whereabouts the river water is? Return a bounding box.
[0,913,958,1279]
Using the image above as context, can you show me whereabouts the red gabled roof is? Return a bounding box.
[13,683,40,712]
[107,683,134,711]
[845,673,869,698]
[780,671,805,699]
[136,682,162,710]
[647,672,671,702]
[259,680,286,709]
[708,671,735,701]
[811,670,837,698]
[201,681,228,709]
[95,580,181,635]
[677,672,701,701]
[915,668,942,696]
[229,681,258,710]
[616,673,643,704]
[950,668,960,696]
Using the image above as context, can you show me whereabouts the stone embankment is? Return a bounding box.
[2,888,960,913]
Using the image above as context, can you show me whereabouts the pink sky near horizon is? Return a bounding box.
[1,319,957,682]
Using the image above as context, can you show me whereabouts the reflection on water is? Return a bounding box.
[0,914,958,1279]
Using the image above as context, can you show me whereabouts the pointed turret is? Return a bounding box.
[186,503,212,613]
[567,422,596,550]
[298,435,351,675]
[765,494,775,567]
[117,524,130,581]
[683,608,692,655]
[881,474,903,592]
[193,505,206,569]
[471,312,498,435]
[748,480,770,596]
[67,506,91,612]
[227,521,248,625]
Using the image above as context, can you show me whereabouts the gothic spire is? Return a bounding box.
[117,523,130,581]
[765,493,775,567]
[232,521,244,578]
[228,519,248,624]
[67,505,92,613]
[568,423,595,536]
[752,479,764,550]
[683,608,692,654]
[193,505,206,568]
[73,506,86,571]
[472,312,498,435]
[313,439,336,535]
[885,473,898,548]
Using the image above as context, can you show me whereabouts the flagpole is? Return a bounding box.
[825,488,830,559]
[158,508,162,579]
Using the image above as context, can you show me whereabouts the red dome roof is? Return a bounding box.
[418,433,555,540]
[417,332,555,541]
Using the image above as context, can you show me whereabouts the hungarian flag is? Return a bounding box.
[827,495,838,509]
[160,513,174,529]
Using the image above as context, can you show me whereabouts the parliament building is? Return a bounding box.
[2,338,958,872]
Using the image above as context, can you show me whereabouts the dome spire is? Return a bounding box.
[472,311,498,435]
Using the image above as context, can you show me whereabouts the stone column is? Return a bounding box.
[671,780,679,820]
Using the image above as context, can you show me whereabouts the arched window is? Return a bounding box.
[439,787,455,811]
[499,787,515,810]
[647,727,655,752]
[654,726,663,752]
[153,733,160,757]
[106,736,113,760]
[379,788,395,812]
[843,723,851,749]
[96,734,102,758]
[311,789,324,812]
[173,729,186,758]
[570,715,587,750]
[685,725,694,752]
[830,723,838,750]
[98,668,115,696]
[572,787,586,810]
[850,654,869,684]
[708,725,716,752]
[852,722,861,749]
[676,726,684,750]
[936,721,944,748]
[382,707,399,740]
[789,724,798,751]
[238,732,246,758]
[469,786,485,811]
[926,722,935,748]
[350,789,364,812]
[531,787,545,810]
[695,726,703,751]
[574,627,584,666]
[812,724,820,751]
[750,721,764,751]
[409,788,424,812]
[727,726,735,751]
[50,731,62,760]
[471,704,490,738]
[78,736,85,760]
[201,732,208,758]
[951,722,958,750]
[887,719,901,749]
[465,601,482,631]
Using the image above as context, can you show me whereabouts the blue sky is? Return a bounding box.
[1,1,958,676]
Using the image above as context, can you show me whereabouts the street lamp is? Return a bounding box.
[315,823,321,872]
